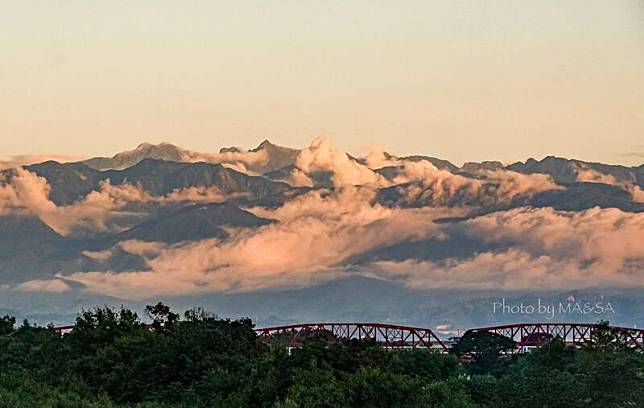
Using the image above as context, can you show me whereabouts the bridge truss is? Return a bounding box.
[468,323,644,349]
[53,322,644,351]
[255,322,448,351]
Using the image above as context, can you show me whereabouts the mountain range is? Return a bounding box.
[0,138,642,331]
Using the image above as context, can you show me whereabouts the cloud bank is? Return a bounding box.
[371,207,644,290]
[0,154,82,170]
[576,168,644,203]
[0,169,227,235]
[4,138,643,299]
[1,169,150,235]
[57,188,457,298]
[25,203,640,299]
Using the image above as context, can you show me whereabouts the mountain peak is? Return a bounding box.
[247,139,301,173]
[134,141,180,151]
[219,146,243,154]
[253,139,276,151]
[83,142,186,170]
[259,139,271,146]
[135,142,153,149]
[252,139,297,153]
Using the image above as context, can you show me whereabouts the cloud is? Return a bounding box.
[4,169,150,235]
[575,168,643,202]
[288,168,316,187]
[0,177,22,215]
[479,169,561,202]
[91,142,273,174]
[3,138,641,296]
[368,206,644,290]
[82,249,113,262]
[391,160,478,193]
[252,187,390,223]
[0,169,231,235]
[363,147,401,169]
[180,148,269,175]
[15,278,70,293]
[576,168,619,184]
[631,186,644,203]
[383,161,560,206]
[118,240,167,256]
[159,186,225,203]
[20,196,644,296]
[289,140,559,206]
[463,206,644,264]
[0,155,82,170]
[291,137,387,187]
[60,188,462,298]
[372,250,594,290]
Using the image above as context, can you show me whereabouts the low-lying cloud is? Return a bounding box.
[0,169,227,235]
[180,148,268,176]
[576,168,644,203]
[1,168,150,235]
[289,138,560,205]
[0,154,82,170]
[5,138,643,299]
[370,207,644,290]
[55,188,460,298]
[15,278,71,293]
[22,202,641,299]
[291,137,387,187]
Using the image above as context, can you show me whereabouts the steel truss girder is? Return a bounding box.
[255,322,448,351]
[467,323,644,350]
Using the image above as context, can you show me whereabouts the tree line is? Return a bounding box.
[0,303,643,407]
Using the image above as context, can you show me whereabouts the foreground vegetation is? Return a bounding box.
[0,304,643,407]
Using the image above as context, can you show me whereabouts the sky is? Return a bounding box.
[1,0,643,166]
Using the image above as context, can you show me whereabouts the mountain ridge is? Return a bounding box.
[1,138,642,328]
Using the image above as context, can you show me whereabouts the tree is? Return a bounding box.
[0,315,15,336]
[145,302,180,330]
[346,367,417,407]
[65,306,144,355]
[578,323,644,407]
[420,380,474,408]
[391,349,460,380]
[281,368,350,408]
[1,306,642,408]
[452,331,516,374]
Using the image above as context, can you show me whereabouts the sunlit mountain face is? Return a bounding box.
[1,138,643,328]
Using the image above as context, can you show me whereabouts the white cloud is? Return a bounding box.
[0,169,230,235]
[0,155,82,170]
[291,137,387,187]
[118,240,167,256]
[370,207,644,290]
[82,250,113,262]
[60,188,461,298]
[15,278,71,293]
[575,167,643,202]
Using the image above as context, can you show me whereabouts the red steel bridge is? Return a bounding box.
[255,322,448,350]
[53,322,644,352]
[467,322,644,349]
[253,322,644,351]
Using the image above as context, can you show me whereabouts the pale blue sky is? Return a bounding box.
[1,1,643,165]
